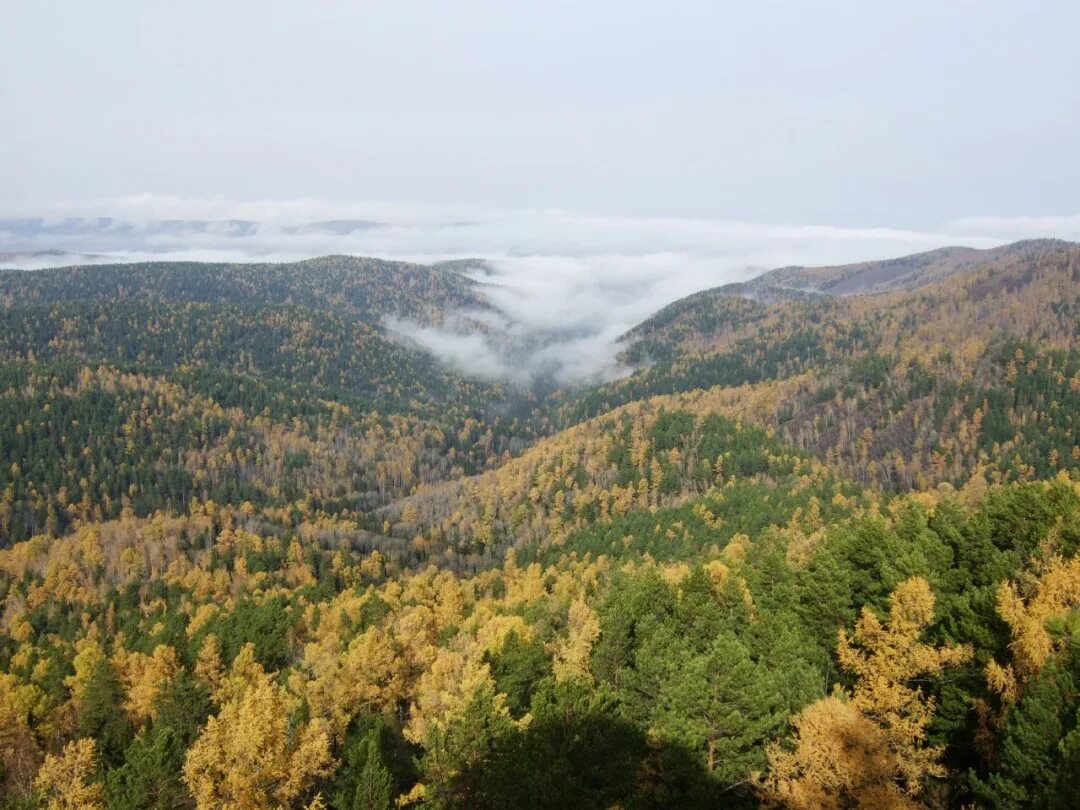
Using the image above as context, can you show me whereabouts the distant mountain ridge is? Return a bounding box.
[0,216,389,259]
[736,237,1075,299]
[621,239,1078,351]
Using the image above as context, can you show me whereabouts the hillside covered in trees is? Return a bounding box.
[2,242,1080,809]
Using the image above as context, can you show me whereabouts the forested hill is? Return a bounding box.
[564,240,1080,492]
[620,239,1077,360]
[2,242,1080,808]
[0,255,487,325]
[0,257,537,548]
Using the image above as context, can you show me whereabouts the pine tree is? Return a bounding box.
[353,737,394,810]
[973,650,1080,808]
[77,660,133,769]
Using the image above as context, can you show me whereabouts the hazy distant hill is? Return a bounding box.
[735,237,1075,299]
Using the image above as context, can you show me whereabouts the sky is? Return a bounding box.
[2,1,1079,227]
[2,1,1078,385]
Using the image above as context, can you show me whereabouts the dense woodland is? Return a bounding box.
[1,245,1080,808]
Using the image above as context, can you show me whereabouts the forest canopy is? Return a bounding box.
[1,244,1079,808]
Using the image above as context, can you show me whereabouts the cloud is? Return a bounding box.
[941,214,1080,241]
[384,316,527,384]
[3,196,1077,387]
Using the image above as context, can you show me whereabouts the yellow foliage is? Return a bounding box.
[404,648,505,744]
[762,578,970,807]
[114,643,181,725]
[702,559,756,618]
[65,639,106,705]
[837,578,971,789]
[760,696,919,810]
[186,602,220,637]
[304,625,407,740]
[195,634,224,699]
[182,676,335,809]
[552,597,600,683]
[34,738,103,810]
[215,642,269,705]
[989,554,1080,698]
[0,675,43,796]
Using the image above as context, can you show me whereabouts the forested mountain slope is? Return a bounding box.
[2,243,1080,809]
[0,256,496,402]
[567,241,1080,491]
[0,258,537,547]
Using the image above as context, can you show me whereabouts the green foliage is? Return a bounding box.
[971,649,1080,808]
[105,672,212,809]
[78,659,134,768]
[203,595,292,670]
[417,684,517,808]
[484,631,551,718]
[331,717,412,810]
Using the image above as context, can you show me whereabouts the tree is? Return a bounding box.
[485,630,551,718]
[971,652,1080,808]
[114,643,181,726]
[761,696,916,810]
[415,682,516,808]
[0,679,43,800]
[837,577,972,790]
[653,631,817,788]
[353,736,394,810]
[551,597,600,683]
[76,659,133,768]
[761,577,971,808]
[34,738,104,810]
[105,672,212,809]
[474,677,648,810]
[330,718,412,810]
[182,666,335,809]
[988,554,1080,703]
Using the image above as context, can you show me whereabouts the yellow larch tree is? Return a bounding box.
[986,553,1080,703]
[836,577,972,792]
[182,662,335,809]
[761,696,917,810]
[552,596,600,683]
[34,738,103,810]
[301,624,408,740]
[64,638,106,706]
[0,672,44,797]
[404,648,509,746]
[194,633,225,700]
[760,577,971,808]
[113,643,181,725]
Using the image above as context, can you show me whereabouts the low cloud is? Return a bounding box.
[4,196,1078,387]
[384,316,526,384]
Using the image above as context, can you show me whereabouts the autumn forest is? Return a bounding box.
[2,241,1080,809]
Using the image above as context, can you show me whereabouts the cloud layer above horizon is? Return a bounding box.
[3,197,1079,386]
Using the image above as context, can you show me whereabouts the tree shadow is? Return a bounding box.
[446,680,749,810]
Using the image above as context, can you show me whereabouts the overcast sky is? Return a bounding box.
[2,1,1079,228]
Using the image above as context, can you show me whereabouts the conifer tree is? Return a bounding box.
[353,736,394,810]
